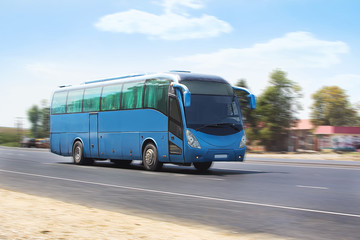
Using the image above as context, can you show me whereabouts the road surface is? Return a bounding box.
[0,147,359,239]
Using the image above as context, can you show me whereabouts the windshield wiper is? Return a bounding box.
[195,122,241,131]
[195,123,222,131]
[217,122,241,131]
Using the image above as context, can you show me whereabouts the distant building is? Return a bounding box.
[290,120,360,151]
[314,126,360,151]
[290,119,316,151]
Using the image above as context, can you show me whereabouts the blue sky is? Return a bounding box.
[1,0,360,128]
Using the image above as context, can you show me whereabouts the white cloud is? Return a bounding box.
[174,31,351,118]
[94,0,232,40]
[176,31,349,71]
[174,31,349,91]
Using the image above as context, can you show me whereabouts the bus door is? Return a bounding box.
[168,96,184,163]
[89,112,99,158]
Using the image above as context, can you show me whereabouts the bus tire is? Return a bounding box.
[72,141,93,165]
[142,143,163,171]
[193,162,212,172]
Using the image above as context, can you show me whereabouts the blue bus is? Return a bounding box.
[50,71,256,171]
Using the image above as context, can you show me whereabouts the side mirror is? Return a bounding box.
[248,94,256,109]
[232,86,256,110]
[171,83,191,107]
[183,91,191,107]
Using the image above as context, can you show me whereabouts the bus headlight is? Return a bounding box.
[186,130,201,149]
[239,133,246,148]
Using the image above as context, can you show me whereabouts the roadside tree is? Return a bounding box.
[27,100,50,138]
[256,70,302,151]
[310,86,359,126]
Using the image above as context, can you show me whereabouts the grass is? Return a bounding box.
[0,127,26,147]
[1,142,20,147]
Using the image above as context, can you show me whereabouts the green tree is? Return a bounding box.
[40,100,50,137]
[27,105,41,138]
[310,86,359,126]
[256,70,302,151]
[27,100,50,138]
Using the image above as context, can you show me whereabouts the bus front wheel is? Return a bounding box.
[73,141,93,165]
[193,162,212,172]
[142,143,163,171]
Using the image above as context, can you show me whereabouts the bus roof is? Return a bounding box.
[176,72,227,84]
[54,71,229,92]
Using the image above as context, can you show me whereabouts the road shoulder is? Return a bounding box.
[0,188,286,240]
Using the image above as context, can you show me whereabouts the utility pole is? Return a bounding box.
[15,117,24,145]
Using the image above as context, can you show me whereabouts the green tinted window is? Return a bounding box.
[83,87,101,112]
[67,89,84,113]
[51,91,68,114]
[144,79,169,114]
[101,84,122,111]
[121,81,144,110]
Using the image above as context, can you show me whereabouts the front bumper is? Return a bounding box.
[185,147,246,163]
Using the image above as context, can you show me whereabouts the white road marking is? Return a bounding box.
[1,168,359,219]
[142,171,161,175]
[297,185,328,190]
[202,177,224,181]
[142,171,224,181]
[244,162,360,171]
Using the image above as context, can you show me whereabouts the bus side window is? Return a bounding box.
[144,79,169,114]
[83,87,102,112]
[121,81,144,110]
[101,84,122,111]
[51,91,68,114]
[67,89,84,113]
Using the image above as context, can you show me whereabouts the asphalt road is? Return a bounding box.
[0,147,359,240]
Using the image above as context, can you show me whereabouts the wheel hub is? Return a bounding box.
[74,146,81,162]
[145,149,154,166]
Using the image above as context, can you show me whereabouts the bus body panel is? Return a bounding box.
[50,133,60,154]
[183,130,246,163]
[51,113,89,133]
[119,132,140,160]
[196,130,241,147]
[98,132,123,159]
[51,113,89,156]
[97,109,169,161]
[98,110,167,132]
[51,109,170,161]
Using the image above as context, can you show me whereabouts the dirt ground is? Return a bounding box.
[0,188,288,240]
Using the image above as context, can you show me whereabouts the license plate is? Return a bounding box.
[214,154,228,159]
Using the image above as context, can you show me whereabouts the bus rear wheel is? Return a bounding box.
[193,162,212,172]
[73,141,93,165]
[142,143,163,171]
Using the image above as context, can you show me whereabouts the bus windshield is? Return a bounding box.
[181,81,243,135]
